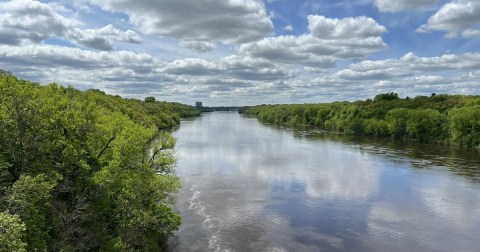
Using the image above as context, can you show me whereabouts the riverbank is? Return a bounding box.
[239,93,480,148]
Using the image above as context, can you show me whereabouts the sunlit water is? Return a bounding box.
[167,112,480,252]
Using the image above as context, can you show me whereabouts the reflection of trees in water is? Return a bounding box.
[290,127,480,182]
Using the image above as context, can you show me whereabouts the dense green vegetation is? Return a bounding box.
[240,93,480,148]
[0,71,199,251]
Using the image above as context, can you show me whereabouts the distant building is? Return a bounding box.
[195,102,203,108]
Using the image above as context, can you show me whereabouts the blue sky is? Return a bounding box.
[0,0,479,105]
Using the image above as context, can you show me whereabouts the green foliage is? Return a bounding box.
[0,158,12,196]
[363,118,389,136]
[448,106,480,147]
[386,108,409,139]
[101,237,130,251]
[7,174,56,251]
[0,69,12,77]
[240,94,480,147]
[144,96,156,103]
[0,72,199,250]
[374,92,399,102]
[0,211,27,252]
[405,109,446,142]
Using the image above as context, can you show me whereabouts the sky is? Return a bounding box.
[0,0,479,106]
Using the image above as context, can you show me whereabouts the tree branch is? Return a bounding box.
[97,134,116,158]
[148,146,167,164]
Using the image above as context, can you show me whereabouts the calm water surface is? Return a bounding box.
[168,112,480,252]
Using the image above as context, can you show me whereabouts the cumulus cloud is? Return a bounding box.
[89,0,274,45]
[417,0,480,38]
[0,44,156,70]
[308,52,480,101]
[239,15,387,67]
[308,15,387,39]
[374,0,437,12]
[0,44,294,105]
[162,55,293,81]
[68,25,142,51]
[0,0,79,45]
[0,0,478,105]
[334,68,411,81]
[462,28,480,38]
[0,0,143,50]
[0,43,196,99]
[320,53,480,82]
[283,25,293,31]
[180,41,216,52]
[163,58,217,76]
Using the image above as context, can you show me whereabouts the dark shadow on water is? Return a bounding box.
[284,125,480,183]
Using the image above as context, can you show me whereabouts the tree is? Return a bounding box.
[144,96,156,103]
[92,118,181,250]
[386,108,409,139]
[374,92,399,102]
[0,73,197,250]
[406,109,446,142]
[448,106,480,146]
[0,69,12,76]
[7,174,55,251]
[0,211,27,252]
[240,93,480,145]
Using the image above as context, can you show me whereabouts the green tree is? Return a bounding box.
[144,96,156,103]
[0,72,196,250]
[448,106,480,147]
[240,93,480,146]
[374,92,399,102]
[386,108,409,139]
[0,211,27,252]
[406,109,446,142]
[7,174,56,251]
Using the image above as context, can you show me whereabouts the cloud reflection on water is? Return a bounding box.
[170,112,480,252]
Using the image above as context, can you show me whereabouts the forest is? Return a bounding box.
[240,92,480,147]
[0,71,199,251]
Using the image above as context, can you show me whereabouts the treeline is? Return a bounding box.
[240,93,480,147]
[0,72,199,251]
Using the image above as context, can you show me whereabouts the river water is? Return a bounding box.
[168,112,480,252]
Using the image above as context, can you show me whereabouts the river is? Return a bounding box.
[167,112,480,252]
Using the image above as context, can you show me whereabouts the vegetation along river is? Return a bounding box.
[168,111,480,252]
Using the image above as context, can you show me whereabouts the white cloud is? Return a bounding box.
[283,25,293,31]
[0,44,206,100]
[89,0,274,45]
[334,67,411,81]
[417,0,480,38]
[303,66,326,73]
[239,15,387,67]
[163,58,217,76]
[0,0,143,50]
[0,0,79,45]
[162,55,293,81]
[357,52,480,73]
[462,28,480,38]
[68,25,142,51]
[0,44,295,104]
[0,0,478,105]
[0,44,157,70]
[308,52,480,101]
[180,41,216,52]
[308,15,387,39]
[374,0,437,12]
